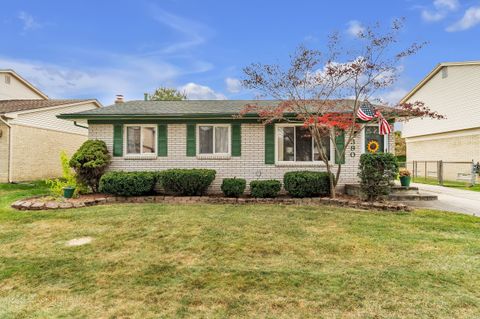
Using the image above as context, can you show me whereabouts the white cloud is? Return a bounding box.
[381,87,409,105]
[421,0,459,22]
[149,6,211,54]
[178,82,226,100]
[0,55,186,104]
[447,6,480,31]
[18,11,41,32]
[225,77,242,93]
[346,20,365,37]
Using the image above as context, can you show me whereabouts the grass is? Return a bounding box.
[411,177,480,192]
[0,183,480,318]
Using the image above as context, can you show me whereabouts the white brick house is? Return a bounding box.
[59,99,394,193]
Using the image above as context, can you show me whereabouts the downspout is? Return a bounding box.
[74,121,88,129]
[0,117,12,183]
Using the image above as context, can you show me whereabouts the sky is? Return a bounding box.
[1,0,480,105]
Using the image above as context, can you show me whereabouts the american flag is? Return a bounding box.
[357,102,376,121]
[378,116,392,135]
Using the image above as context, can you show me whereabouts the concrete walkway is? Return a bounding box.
[402,183,480,216]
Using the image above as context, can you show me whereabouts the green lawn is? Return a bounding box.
[412,177,480,192]
[0,183,479,318]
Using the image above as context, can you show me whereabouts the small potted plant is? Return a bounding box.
[399,168,411,187]
[63,186,76,199]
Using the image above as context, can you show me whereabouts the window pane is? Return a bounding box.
[142,127,156,154]
[365,126,384,153]
[127,126,141,154]
[296,127,312,161]
[215,127,228,153]
[199,126,214,154]
[277,127,294,161]
[314,135,330,161]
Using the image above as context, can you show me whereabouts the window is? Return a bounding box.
[364,126,386,154]
[126,125,156,155]
[5,75,11,84]
[198,125,230,155]
[441,67,448,79]
[276,125,330,162]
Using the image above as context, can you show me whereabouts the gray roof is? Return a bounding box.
[0,99,94,115]
[58,99,387,119]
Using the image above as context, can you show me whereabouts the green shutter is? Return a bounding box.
[113,124,123,157]
[231,123,241,156]
[264,124,275,164]
[157,124,168,156]
[186,124,196,156]
[335,131,345,164]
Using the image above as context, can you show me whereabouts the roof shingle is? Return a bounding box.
[0,99,93,114]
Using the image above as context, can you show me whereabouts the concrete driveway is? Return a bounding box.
[403,183,480,216]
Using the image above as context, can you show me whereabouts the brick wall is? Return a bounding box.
[90,123,394,193]
[10,124,88,181]
[0,122,9,182]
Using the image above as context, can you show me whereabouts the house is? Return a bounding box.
[0,70,101,182]
[58,98,394,192]
[401,61,480,179]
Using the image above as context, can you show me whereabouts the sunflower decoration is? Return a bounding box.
[367,140,380,153]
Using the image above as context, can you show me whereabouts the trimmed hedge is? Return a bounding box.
[358,153,399,201]
[158,169,216,196]
[221,178,246,197]
[284,171,331,198]
[99,171,157,196]
[250,180,282,198]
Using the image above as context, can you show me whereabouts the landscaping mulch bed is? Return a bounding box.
[11,194,411,212]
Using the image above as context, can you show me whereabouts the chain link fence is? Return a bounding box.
[398,160,480,186]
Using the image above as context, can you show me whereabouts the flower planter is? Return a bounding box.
[399,176,411,187]
[63,187,76,199]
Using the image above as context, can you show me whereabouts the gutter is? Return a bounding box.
[73,121,88,129]
[0,117,12,183]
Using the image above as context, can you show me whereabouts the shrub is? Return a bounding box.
[358,153,399,201]
[221,178,246,197]
[69,140,111,192]
[283,171,331,198]
[157,169,216,196]
[99,171,157,196]
[46,151,89,197]
[250,180,282,198]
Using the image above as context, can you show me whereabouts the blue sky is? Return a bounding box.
[1,0,480,105]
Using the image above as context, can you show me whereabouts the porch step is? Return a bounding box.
[391,186,419,192]
[388,194,438,201]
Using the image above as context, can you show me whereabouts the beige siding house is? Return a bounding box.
[0,70,101,182]
[59,99,394,193]
[401,62,480,169]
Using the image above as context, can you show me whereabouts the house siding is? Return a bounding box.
[8,102,97,135]
[10,124,88,181]
[0,122,9,182]
[0,73,45,100]
[89,123,394,193]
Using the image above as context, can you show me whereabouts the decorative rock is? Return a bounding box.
[21,202,33,209]
[45,202,59,210]
[59,202,73,209]
[30,202,45,210]
[73,202,86,208]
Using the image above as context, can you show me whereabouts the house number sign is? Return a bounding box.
[350,139,356,157]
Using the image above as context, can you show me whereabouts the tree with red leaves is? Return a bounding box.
[241,19,443,198]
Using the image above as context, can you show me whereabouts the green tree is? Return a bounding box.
[148,87,186,101]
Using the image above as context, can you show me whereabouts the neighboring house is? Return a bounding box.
[401,61,480,177]
[0,69,101,182]
[58,99,394,192]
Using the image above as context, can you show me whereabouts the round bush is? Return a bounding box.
[99,171,157,196]
[284,171,331,198]
[158,169,216,196]
[358,153,399,201]
[221,178,246,197]
[69,140,111,192]
[249,180,281,198]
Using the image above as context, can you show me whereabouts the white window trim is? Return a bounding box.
[274,123,334,166]
[360,124,390,154]
[196,124,231,159]
[124,124,157,158]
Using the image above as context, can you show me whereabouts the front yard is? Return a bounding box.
[1,183,479,318]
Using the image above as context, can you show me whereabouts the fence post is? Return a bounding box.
[471,160,476,186]
[438,160,443,185]
[425,161,427,181]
